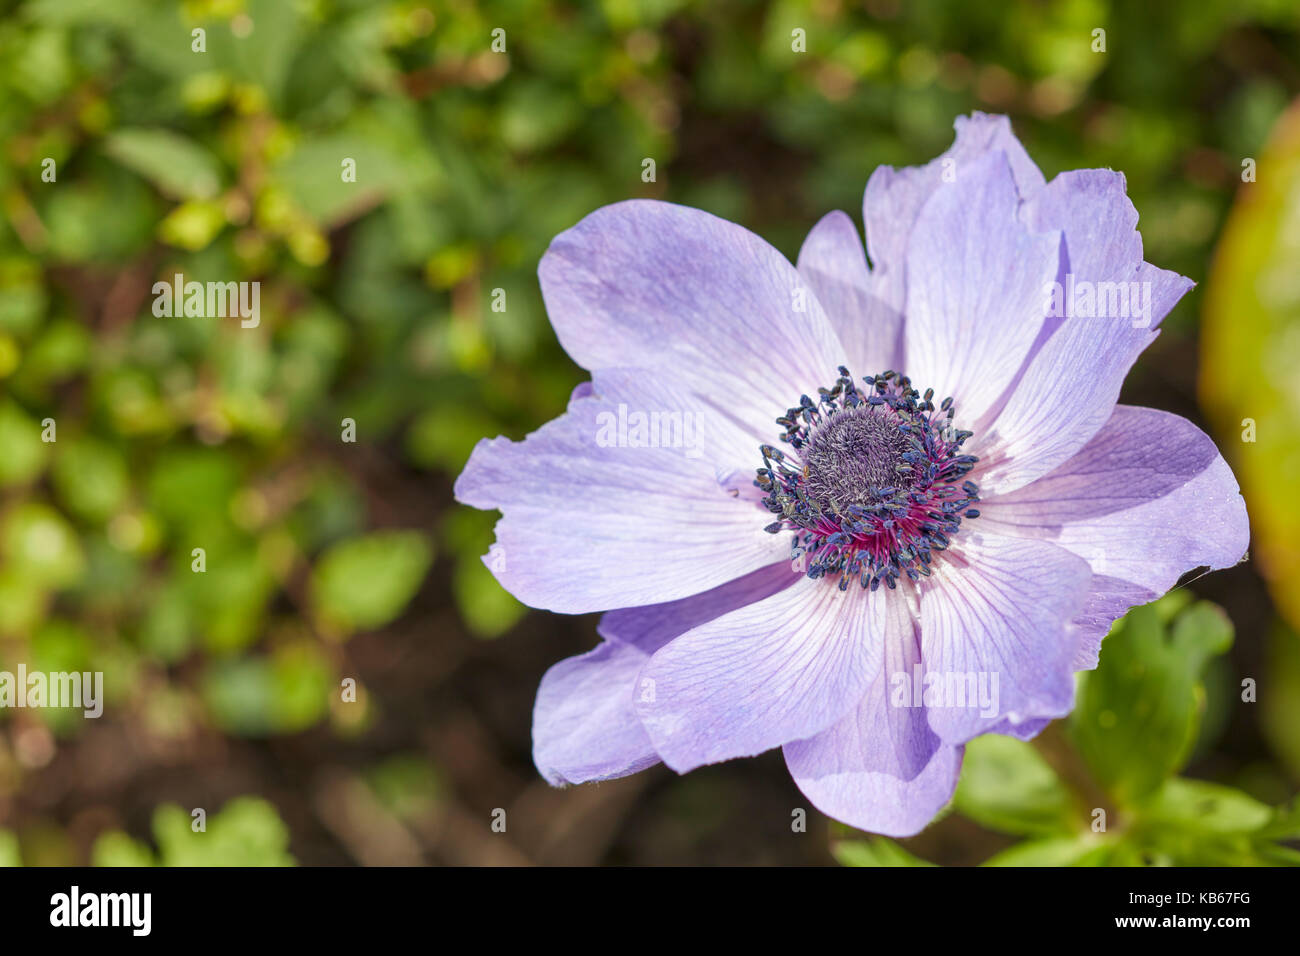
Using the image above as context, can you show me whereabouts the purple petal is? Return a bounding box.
[636,578,889,773]
[903,149,1062,426]
[863,112,1045,316]
[977,404,1249,623]
[974,171,1195,494]
[539,199,846,445]
[1069,575,1159,670]
[533,640,661,785]
[786,741,964,838]
[796,210,904,373]
[599,560,803,655]
[455,369,787,613]
[985,717,1051,742]
[784,591,938,782]
[919,533,1093,744]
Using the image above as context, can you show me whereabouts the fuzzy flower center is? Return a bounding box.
[756,367,980,592]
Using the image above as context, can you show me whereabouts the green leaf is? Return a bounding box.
[1,502,85,589]
[269,641,334,732]
[151,797,295,867]
[1258,797,1300,841]
[32,618,92,673]
[442,508,524,638]
[833,837,935,867]
[1124,778,1300,866]
[955,733,1077,836]
[500,80,584,152]
[190,546,276,654]
[42,174,157,263]
[0,829,21,867]
[157,199,227,251]
[1069,597,1233,806]
[91,831,155,867]
[983,835,1113,867]
[12,318,92,394]
[103,128,224,201]
[52,436,129,522]
[0,257,50,338]
[310,530,432,636]
[271,102,440,226]
[23,0,147,27]
[145,448,241,530]
[227,0,303,109]
[9,26,74,104]
[452,554,525,639]
[137,585,193,663]
[0,567,48,636]
[0,400,50,488]
[1141,778,1273,834]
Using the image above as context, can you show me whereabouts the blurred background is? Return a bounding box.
[0,0,1297,865]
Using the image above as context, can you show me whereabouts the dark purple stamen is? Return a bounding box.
[756,367,980,591]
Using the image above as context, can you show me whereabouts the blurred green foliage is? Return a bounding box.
[1201,99,1300,768]
[91,796,296,866]
[0,0,1295,864]
[1,795,295,866]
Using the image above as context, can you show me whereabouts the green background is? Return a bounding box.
[0,0,1297,865]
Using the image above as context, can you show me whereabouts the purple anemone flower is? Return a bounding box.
[454,113,1250,836]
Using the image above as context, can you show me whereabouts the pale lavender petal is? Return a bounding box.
[533,640,660,785]
[786,741,964,838]
[919,533,1093,744]
[455,369,786,613]
[986,717,1051,742]
[636,578,888,773]
[784,591,938,781]
[974,171,1195,494]
[796,210,904,373]
[1070,575,1158,670]
[977,404,1249,615]
[902,149,1061,426]
[599,561,802,654]
[539,199,846,445]
[863,112,1045,315]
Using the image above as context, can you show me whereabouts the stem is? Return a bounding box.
[1031,720,1118,831]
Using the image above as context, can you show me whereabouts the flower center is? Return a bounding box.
[756,367,980,592]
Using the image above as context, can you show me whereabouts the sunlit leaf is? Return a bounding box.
[1069,597,1233,806]
[310,530,432,636]
[955,733,1076,837]
[833,837,935,867]
[103,128,224,201]
[982,835,1113,867]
